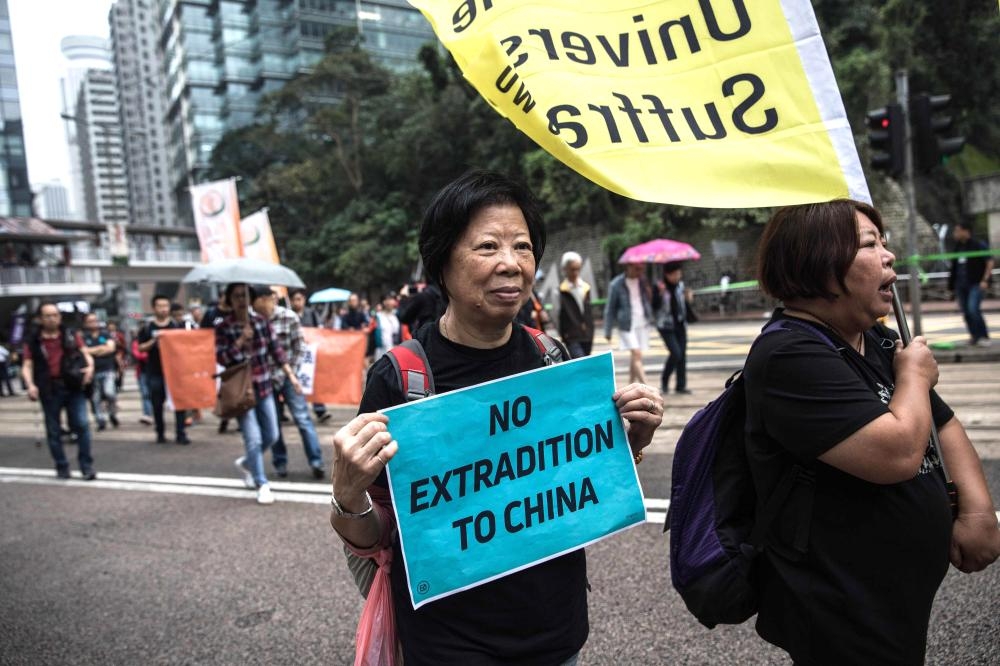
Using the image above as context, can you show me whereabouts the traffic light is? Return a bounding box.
[866,104,904,176]
[910,93,965,172]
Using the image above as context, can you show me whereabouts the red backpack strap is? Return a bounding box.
[385,339,435,401]
[520,324,563,365]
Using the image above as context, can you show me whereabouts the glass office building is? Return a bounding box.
[157,0,436,219]
[0,0,33,217]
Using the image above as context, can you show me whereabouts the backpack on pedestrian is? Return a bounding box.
[667,319,836,629]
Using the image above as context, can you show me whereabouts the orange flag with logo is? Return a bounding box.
[158,329,217,410]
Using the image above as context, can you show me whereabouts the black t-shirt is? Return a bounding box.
[744,313,954,665]
[136,320,180,376]
[360,323,588,665]
[82,330,116,373]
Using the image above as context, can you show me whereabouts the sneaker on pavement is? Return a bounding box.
[82,467,97,481]
[155,435,168,444]
[311,464,325,480]
[274,463,288,478]
[235,456,255,489]
[109,414,120,428]
[176,436,191,445]
[317,412,332,423]
[976,338,992,347]
[56,468,71,479]
[139,415,153,425]
[256,484,275,505]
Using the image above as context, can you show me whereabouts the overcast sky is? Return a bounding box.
[8,0,114,195]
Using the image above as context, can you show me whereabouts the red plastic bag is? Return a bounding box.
[354,548,400,666]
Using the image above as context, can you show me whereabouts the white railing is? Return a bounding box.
[0,266,103,287]
[70,246,201,264]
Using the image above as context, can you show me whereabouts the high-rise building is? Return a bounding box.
[73,68,129,226]
[35,181,73,219]
[157,0,436,220]
[0,0,34,217]
[110,0,178,228]
[60,35,112,220]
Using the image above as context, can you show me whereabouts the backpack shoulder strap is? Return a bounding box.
[386,338,435,401]
[520,324,563,365]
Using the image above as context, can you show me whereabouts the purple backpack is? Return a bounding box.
[667,319,836,628]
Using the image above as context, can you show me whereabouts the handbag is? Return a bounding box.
[60,349,88,392]
[213,360,257,418]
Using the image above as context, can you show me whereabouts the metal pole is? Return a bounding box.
[895,69,923,336]
[890,283,956,515]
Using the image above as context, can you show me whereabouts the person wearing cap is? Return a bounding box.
[250,286,325,480]
[557,251,594,358]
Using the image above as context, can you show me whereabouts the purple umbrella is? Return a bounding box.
[618,238,701,264]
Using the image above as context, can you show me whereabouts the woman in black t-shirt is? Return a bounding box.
[329,171,664,665]
[746,200,999,664]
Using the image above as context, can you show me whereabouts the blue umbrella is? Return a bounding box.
[309,287,352,304]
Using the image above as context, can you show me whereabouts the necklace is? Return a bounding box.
[784,308,864,355]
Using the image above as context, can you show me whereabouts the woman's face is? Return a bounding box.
[441,204,535,330]
[837,212,896,323]
[228,284,249,310]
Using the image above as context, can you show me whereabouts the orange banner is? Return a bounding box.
[302,328,368,406]
[158,329,217,411]
[158,328,368,411]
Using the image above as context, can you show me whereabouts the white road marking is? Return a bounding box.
[0,467,676,523]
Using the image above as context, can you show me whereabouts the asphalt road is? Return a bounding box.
[1,311,998,665]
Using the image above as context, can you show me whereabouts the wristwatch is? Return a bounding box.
[331,490,374,519]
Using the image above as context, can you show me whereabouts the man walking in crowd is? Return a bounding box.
[137,294,191,445]
[289,288,332,424]
[398,281,445,335]
[21,302,97,479]
[949,220,993,346]
[251,286,325,479]
[82,312,119,430]
[338,292,369,331]
[653,262,697,395]
[557,251,594,358]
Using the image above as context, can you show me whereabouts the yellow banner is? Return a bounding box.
[409,0,869,207]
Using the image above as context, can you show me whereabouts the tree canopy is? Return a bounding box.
[209,3,1000,296]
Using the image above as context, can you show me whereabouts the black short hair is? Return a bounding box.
[151,294,170,307]
[757,199,884,302]
[223,282,246,304]
[419,170,545,299]
[170,302,184,313]
[289,288,307,299]
[36,301,59,317]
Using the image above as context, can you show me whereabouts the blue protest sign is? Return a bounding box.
[383,352,646,609]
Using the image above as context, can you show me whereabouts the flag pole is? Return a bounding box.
[891,284,957,515]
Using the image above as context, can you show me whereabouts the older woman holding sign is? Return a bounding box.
[331,170,663,664]
[745,200,999,664]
